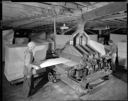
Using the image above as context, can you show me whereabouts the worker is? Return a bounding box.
[22,41,40,98]
[108,40,118,73]
[46,42,58,59]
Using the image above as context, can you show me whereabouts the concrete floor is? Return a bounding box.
[2,63,128,101]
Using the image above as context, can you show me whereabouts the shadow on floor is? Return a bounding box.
[30,72,49,96]
[113,65,127,83]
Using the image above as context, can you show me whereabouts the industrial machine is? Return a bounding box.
[46,31,112,96]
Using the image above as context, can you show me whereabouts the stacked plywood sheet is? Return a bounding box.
[2,29,14,61]
[4,43,48,82]
[110,34,127,44]
[15,37,29,44]
[117,42,127,69]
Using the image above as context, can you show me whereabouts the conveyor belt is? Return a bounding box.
[73,44,96,56]
[80,45,90,55]
[86,44,96,54]
[77,45,88,55]
[74,45,84,55]
[82,45,93,54]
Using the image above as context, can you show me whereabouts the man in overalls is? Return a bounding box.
[23,41,40,98]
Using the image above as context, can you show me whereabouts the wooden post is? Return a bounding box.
[53,17,56,49]
[98,30,102,41]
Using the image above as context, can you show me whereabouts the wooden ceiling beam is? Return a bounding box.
[16,2,53,9]
[18,20,77,30]
[3,2,45,17]
[74,2,88,7]
[100,13,127,21]
[80,2,91,6]
[8,3,110,28]
[89,20,126,27]
[86,19,126,29]
[14,15,78,28]
[43,2,77,10]
[103,20,126,25]
[80,2,126,22]
[113,19,127,23]
[91,24,126,29]
[3,2,126,30]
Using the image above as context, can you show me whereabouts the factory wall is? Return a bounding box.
[117,42,127,69]
[110,34,127,44]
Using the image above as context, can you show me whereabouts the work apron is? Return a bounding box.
[23,50,34,97]
[22,67,34,98]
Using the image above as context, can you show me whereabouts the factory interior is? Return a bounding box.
[2,1,127,101]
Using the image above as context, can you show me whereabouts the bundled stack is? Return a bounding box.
[15,37,29,44]
[4,43,48,83]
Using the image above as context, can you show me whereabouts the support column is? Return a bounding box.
[53,17,56,49]
[98,30,102,42]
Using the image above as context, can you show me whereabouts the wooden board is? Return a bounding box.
[39,57,71,69]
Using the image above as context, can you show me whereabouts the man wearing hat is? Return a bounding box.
[23,41,40,98]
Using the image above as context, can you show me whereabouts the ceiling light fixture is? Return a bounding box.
[105,26,110,29]
[60,23,69,30]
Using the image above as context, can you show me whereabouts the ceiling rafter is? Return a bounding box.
[91,19,126,26]
[2,2,127,31]
[42,2,75,10]
[103,20,126,25]
[13,15,78,28]
[42,2,82,13]
[80,2,126,24]
[100,13,127,21]
[7,2,110,28]
[17,3,56,17]
[113,19,127,22]
[13,2,53,10]
[18,19,77,29]
[3,2,45,16]
[74,2,89,7]
[87,18,126,29]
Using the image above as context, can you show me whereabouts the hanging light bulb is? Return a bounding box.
[105,26,110,29]
[60,23,69,30]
